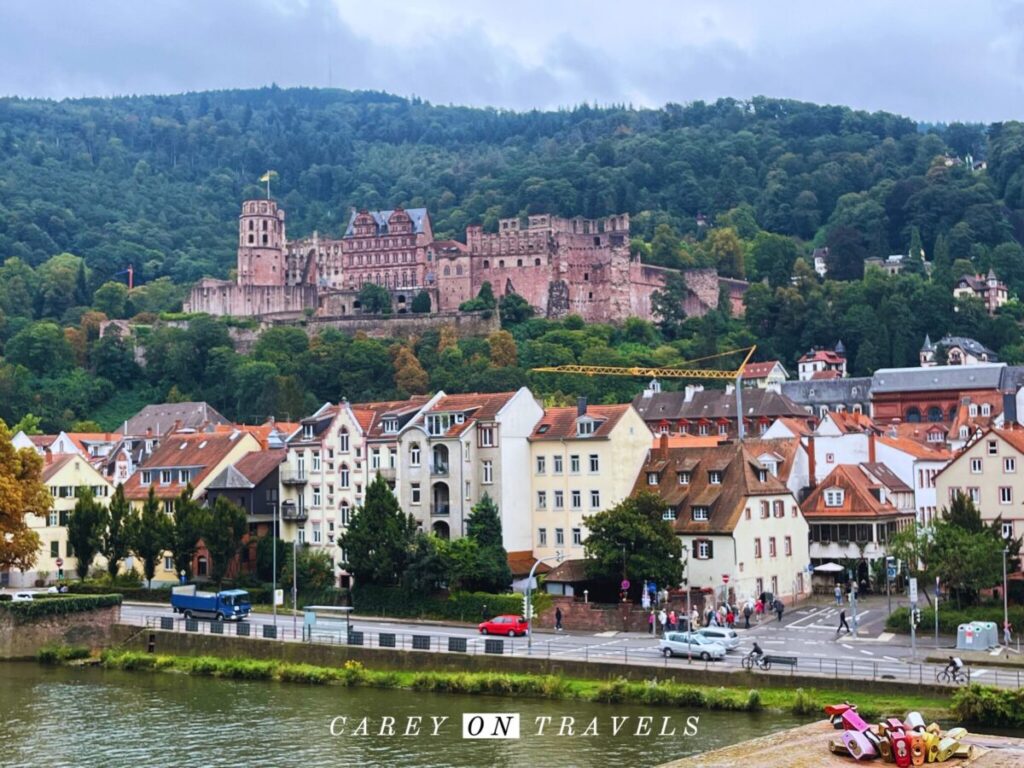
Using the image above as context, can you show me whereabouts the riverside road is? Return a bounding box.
[119,597,1024,690]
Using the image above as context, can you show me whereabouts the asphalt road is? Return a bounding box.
[119,599,1023,690]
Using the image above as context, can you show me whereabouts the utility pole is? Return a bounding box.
[935,576,940,649]
[272,501,278,630]
[1003,547,1010,647]
[292,537,298,638]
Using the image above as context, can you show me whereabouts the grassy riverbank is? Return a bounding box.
[71,648,949,721]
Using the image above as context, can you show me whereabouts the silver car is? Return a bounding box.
[659,631,726,660]
[697,626,741,651]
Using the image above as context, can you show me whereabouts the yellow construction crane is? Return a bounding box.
[532,345,759,439]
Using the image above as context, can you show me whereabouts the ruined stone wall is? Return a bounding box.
[183,279,318,316]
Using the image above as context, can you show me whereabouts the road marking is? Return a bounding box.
[841,644,853,650]
[884,656,899,662]
[972,670,986,678]
[594,631,619,637]
[878,632,894,641]
[859,650,874,656]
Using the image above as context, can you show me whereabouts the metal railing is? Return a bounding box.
[133,614,1024,689]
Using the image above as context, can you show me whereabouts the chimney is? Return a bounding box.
[807,435,817,488]
[684,384,703,403]
[868,431,876,463]
[1004,391,1018,427]
[45,448,52,465]
[577,397,587,417]
[173,419,182,433]
[658,432,669,458]
[146,427,153,437]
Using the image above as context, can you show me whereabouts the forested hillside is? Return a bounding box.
[2,87,1024,432]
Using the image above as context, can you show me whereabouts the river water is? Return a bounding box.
[0,662,807,767]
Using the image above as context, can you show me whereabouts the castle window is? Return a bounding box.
[443,266,451,276]
[517,259,523,267]
[593,236,600,246]
[534,258,541,266]
[248,235,254,244]
[262,234,268,245]
[499,260,505,268]
[584,273,589,281]
[249,220,254,230]
[483,260,490,268]
[456,266,463,276]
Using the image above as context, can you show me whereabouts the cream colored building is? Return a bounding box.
[634,440,811,606]
[529,403,651,564]
[935,427,1024,543]
[14,454,114,587]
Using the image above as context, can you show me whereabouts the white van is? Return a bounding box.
[697,626,740,651]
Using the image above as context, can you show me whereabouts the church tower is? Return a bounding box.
[237,199,286,286]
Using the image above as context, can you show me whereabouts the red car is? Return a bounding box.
[478,614,529,637]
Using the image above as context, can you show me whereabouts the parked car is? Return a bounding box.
[478,615,529,637]
[659,631,726,660]
[11,592,34,602]
[697,626,741,651]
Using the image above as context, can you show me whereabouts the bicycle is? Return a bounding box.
[935,665,969,685]
[742,651,771,671]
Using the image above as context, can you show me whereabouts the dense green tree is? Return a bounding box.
[202,496,248,587]
[98,484,135,580]
[462,493,513,592]
[255,535,287,583]
[67,488,104,580]
[339,474,417,585]
[281,545,337,596]
[402,533,449,593]
[583,491,683,597]
[169,485,208,579]
[357,283,392,314]
[411,290,431,313]
[499,292,534,326]
[650,272,689,339]
[132,486,171,589]
[5,322,74,376]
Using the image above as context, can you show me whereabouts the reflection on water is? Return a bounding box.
[0,662,807,768]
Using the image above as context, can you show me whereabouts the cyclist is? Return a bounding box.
[946,656,963,675]
[752,641,764,659]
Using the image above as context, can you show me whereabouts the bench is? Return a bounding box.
[763,654,798,668]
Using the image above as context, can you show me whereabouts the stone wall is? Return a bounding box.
[183,279,317,316]
[120,627,950,699]
[296,310,499,340]
[0,604,122,659]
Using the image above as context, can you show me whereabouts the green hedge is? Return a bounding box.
[0,594,122,620]
[886,605,1024,635]
[952,685,1024,728]
[352,585,551,622]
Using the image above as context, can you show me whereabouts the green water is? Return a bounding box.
[0,662,807,767]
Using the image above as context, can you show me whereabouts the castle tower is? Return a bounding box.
[237,199,286,286]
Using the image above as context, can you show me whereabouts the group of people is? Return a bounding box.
[647,607,694,635]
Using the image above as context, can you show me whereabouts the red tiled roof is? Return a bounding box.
[772,416,816,437]
[800,350,846,365]
[29,435,57,448]
[877,435,952,461]
[507,550,552,578]
[423,392,520,437]
[801,464,913,520]
[810,369,842,380]
[826,411,876,434]
[742,361,784,379]
[233,449,287,485]
[65,432,120,455]
[123,431,250,499]
[530,404,630,440]
[41,454,76,482]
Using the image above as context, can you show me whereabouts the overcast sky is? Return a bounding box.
[2,0,1023,123]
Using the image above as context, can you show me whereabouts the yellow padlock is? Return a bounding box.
[944,727,967,740]
[952,744,973,759]
[829,737,850,756]
[922,732,938,763]
[935,737,959,762]
[879,737,895,763]
[925,723,941,736]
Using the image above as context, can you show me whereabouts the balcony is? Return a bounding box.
[430,462,449,476]
[281,501,308,522]
[431,503,450,516]
[280,469,308,485]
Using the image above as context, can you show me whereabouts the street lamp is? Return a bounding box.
[680,544,692,664]
[526,553,562,653]
[1003,546,1009,647]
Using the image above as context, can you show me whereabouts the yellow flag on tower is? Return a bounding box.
[259,170,276,183]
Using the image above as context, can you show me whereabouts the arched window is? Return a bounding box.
[456,265,463,276]
[906,407,921,423]
[340,464,350,488]
[409,443,421,466]
[483,260,490,268]
[443,266,451,276]
[927,406,943,423]
[339,428,349,453]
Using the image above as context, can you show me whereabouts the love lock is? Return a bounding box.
[910,733,926,766]
[904,711,926,732]
[891,730,912,768]
[843,730,879,761]
[935,737,959,762]
[842,709,871,733]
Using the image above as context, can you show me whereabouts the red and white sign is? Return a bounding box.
[722,574,730,584]
[55,558,64,567]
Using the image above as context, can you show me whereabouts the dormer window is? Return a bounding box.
[960,427,969,439]
[824,488,845,507]
[160,470,172,485]
[678,471,691,485]
[382,418,399,434]
[577,418,595,436]
[303,424,314,440]
[662,509,678,521]
[708,470,722,485]
[927,431,944,443]
[982,404,992,417]
[454,413,465,424]
[647,472,660,485]
[692,506,709,521]
[426,414,453,436]
[757,469,768,483]
[969,404,978,417]
[141,471,152,485]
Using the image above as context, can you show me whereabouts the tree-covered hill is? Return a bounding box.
[2,87,1018,286]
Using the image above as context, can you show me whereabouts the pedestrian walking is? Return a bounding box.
[755,599,764,624]
[726,608,735,628]
[774,599,784,622]
[743,603,752,629]
[648,610,655,635]
[690,607,699,630]
[659,608,668,635]
[1004,620,1013,646]
[555,606,563,632]
[837,609,850,634]
[834,585,843,606]
[669,609,677,632]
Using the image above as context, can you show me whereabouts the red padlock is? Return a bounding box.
[891,730,912,768]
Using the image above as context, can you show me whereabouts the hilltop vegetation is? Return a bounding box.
[2,88,1024,431]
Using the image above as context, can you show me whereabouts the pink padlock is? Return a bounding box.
[843,730,879,761]
[842,708,870,733]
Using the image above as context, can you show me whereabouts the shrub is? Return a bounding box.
[37,644,90,664]
[746,689,763,711]
[0,594,121,620]
[952,685,1024,728]
[351,585,549,622]
[790,688,817,715]
[886,605,1024,635]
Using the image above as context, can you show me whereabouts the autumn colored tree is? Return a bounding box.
[487,330,518,368]
[437,324,458,353]
[0,419,47,573]
[393,345,429,395]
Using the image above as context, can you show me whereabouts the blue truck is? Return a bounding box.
[171,585,251,621]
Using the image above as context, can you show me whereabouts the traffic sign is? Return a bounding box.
[55,558,64,567]
[887,566,897,580]
[620,579,630,591]
[722,574,730,584]
[908,577,918,605]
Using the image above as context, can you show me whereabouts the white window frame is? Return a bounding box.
[588,454,599,473]
[970,457,983,474]
[692,506,709,521]
[590,490,600,509]
[411,483,421,505]
[1000,486,1013,504]
[482,460,493,485]
[1005,457,1016,474]
[537,491,547,509]
[536,456,546,474]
